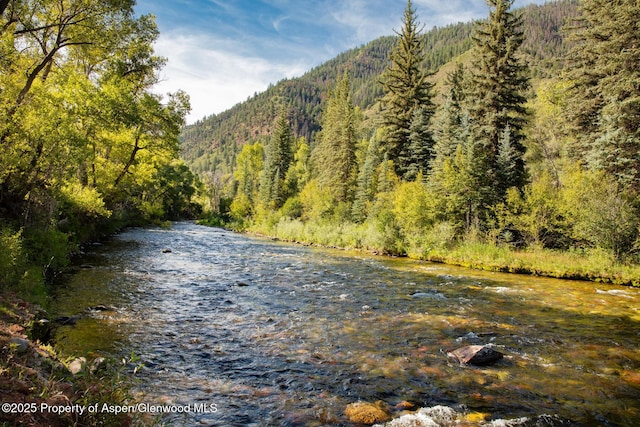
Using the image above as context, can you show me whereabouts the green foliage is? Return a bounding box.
[195,0,640,282]
[234,141,264,203]
[0,225,24,289]
[0,0,200,306]
[379,0,436,179]
[279,197,304,220]
[498,174,566,248]
[23,228,71,275]
[299,180,333,222]
[429,116,494,234]
[352,130,384,222]
[60,184,112,219]
[260,110,293,209]
[312,72,359,203]
[230,192,253,221]
[525,79,571,182]
[565,0,640,193]
[284,137,310,195]
[561,168,638,260]
[467,0,530,195]
[391,177,432,237]
[367,192,404,255]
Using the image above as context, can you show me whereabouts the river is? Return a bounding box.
[51,222,640,426]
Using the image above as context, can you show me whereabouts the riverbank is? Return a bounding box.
[238,218,640,287]
[0,293,135,427]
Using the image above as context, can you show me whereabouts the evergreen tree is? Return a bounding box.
[467,0,529,196]
[496,125,520,194]
[284,136,311,195]
[565,0,640,193]
[431,63,467,180]
[352,130,384,222]
[429,117,494,233]
[260,109,293,209]
[379,0,435,180]
[406,106,435,181]
[312,72,358,203]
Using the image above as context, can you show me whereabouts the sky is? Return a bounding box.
[135,0,548,124]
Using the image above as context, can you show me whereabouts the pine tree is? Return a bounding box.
[431,63,467,176]
[429,117,494,233]
[260,109,293,209]
[467,0,529,196]
[405,106,435,181]
[352,130,383,222]
[311,72,358,203]
[565,0,640,193]
[379,0,435,180]
[496,125,520,194]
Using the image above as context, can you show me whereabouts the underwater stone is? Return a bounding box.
[345,401,390,425]
[447,345,503,366]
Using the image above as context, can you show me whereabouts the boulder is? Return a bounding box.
[447,345,503,366]
[345,401,390,425]
[9,337,30,353]
[68,357,87,375]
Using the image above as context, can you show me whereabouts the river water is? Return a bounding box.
[51,222,640,426]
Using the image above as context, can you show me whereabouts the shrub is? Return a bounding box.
[0,226,25,288]
[279,196,304,219]
[561,168,639,260]
[23,228,71,277]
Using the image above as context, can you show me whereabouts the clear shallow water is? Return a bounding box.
[52,222,640,426]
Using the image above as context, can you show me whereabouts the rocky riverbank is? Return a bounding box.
[0,293,133,427]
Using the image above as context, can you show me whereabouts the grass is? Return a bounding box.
[244,217,640,287]
[424,243,640,286]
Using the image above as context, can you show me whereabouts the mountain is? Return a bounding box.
[179,0,580,176]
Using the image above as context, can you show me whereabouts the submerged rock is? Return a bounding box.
[54,315,80,326]
[483,414,578,426]
[87,305,117,312]
[373,405,457,426]
[447,345,503,366]
[345,401,391,425]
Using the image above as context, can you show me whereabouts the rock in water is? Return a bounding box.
[345,401,390,425]
[447,345,503,366]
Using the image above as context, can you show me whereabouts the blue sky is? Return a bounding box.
[135,0,548,123]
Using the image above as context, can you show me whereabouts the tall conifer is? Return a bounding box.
[260,109,293,209]
[312,72,358,203]
[379,0,435,181]
[566,0,640,192]
[467,0,529,196]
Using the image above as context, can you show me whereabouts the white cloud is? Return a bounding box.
[152,32,310,123]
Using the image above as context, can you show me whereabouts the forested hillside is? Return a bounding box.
[180,0,580,176]
[195,0,640,285]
